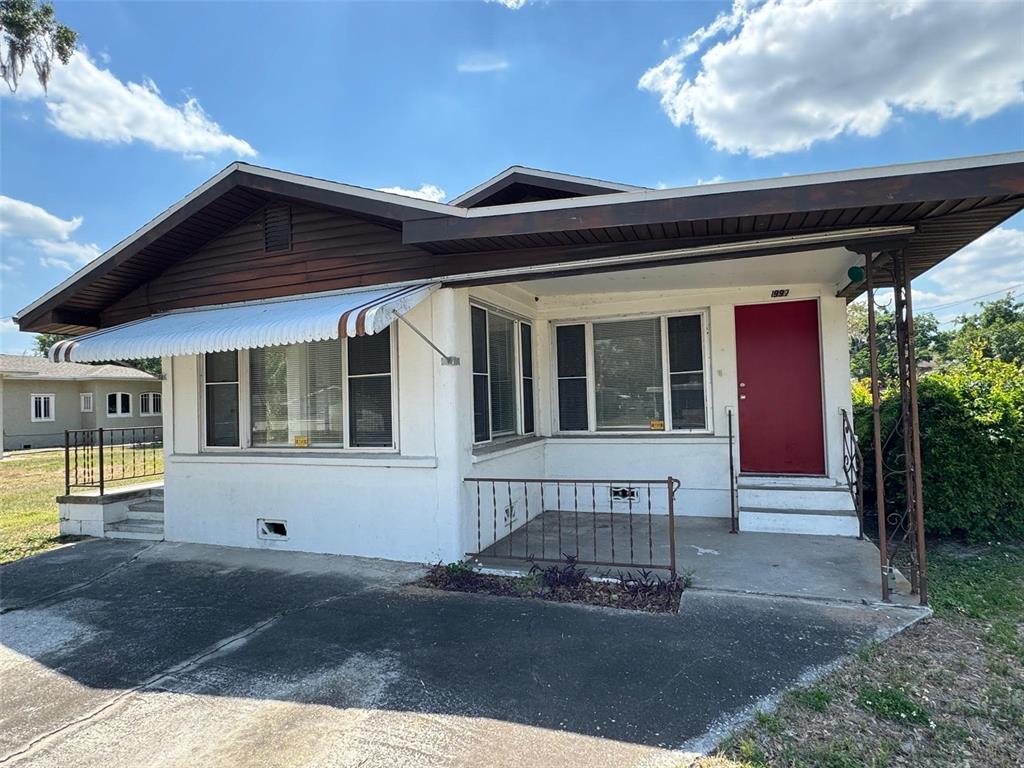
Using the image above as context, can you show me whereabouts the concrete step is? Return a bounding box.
[127,499,164,514]
[739,506,860,537]
[149,488,164,500]
[738,484,854,512]
[738,475,843,489]
[126,510,164,522]
[105,519,164,541]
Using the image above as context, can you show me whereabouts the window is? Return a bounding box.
[31,394,55,422]
[107,392,131,417]
[555,313,709,433]
[347,328,393,448]
[203,332,396,451]
[140,392,162,416]
[80,393,94,413]
[471,305,534,443]
[205,351,239,446]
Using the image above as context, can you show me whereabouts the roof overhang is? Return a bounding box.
[450,165,647,207]
[50,283,438,363]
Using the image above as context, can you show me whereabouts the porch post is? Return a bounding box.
[864,253,890,602]
[896,253,929,605]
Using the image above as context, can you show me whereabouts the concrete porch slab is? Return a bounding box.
[476,515,917,607]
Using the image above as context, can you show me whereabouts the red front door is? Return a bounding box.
[735,299,825,475]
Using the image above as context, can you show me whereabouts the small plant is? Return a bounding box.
[788,685,833,713]
[753,711,782,736]
[856,641,881,662]
[529,553,589,591]
[856,684,931,726]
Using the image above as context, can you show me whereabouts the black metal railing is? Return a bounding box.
[727,409,739,534]
[464,477,680,577]
[840,409,865,539]
[65,427,163,496]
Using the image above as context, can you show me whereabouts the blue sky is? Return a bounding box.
[2,0,1022,353]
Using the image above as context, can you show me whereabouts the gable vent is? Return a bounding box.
[263,203,292,253]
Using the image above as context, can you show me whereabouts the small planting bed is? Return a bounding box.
[417,556,688,613]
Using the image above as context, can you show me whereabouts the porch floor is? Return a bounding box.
[475,514,916,606]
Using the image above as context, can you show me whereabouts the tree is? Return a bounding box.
[945,295,1024,366]
[0,0,77,93]
[848,301,948,380]
[34,332,162,376]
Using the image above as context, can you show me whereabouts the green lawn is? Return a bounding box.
[0,448,164,563]
[690,542,1024,768]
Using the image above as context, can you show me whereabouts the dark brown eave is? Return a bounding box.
[455,169,646,208]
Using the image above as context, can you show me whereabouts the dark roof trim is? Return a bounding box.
[15,163,457,328]
[450,165,646,207]
[404,157,1024,245]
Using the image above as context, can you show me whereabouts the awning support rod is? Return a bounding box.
[390,311,460,366]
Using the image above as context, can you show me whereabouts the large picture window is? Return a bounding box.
[555,313,709,433]
[471,305,535,443]
[203,331,395,451]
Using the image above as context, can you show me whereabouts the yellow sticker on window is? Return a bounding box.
[649,419,665,431]
[293,435,309,448]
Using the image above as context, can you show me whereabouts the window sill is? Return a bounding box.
[472,435,544,462]
[171,452,437,469]
[548,433,724,444]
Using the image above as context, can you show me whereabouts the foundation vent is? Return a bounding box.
[258,518,289,540]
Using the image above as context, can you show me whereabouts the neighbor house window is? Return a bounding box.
[203,332,396,451]
[471,305,534,443]
[80,392,94,413]
[107,392,131,417]
[140,392,162,416]
[31,394,55,422]
[205,351,240,447]
[555,313,710,433]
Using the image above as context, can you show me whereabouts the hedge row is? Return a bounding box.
[852,354,1024,541]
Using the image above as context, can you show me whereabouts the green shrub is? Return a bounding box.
[853,353,1024,541]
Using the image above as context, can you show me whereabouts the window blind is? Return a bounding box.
[471,306,490,442]
[593,318,664,431]
[488,313,516,437]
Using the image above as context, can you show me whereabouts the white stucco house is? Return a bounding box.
[15,153,1024,573]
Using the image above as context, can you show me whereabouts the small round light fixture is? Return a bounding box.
[847,265,866,283]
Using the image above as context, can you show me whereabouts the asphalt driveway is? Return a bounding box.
[0,540,923,767]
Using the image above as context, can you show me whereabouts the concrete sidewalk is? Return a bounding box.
[1,540,926,768]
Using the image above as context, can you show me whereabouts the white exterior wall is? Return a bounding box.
[159,278,854,564]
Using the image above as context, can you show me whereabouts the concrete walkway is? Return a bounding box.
[1,540,925,768]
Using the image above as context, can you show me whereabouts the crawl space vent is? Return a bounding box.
[263,203,292,253]
[258,518,288,540]
[610,486,640,503]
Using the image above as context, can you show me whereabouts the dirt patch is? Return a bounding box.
[417,558,687,613]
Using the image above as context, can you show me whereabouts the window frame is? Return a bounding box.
[140,391,162,416]
[107,391,132,418]
[30,393,55,422]
[551,310,712,435]
[199,331,399,453]
[470,301,536,446]
[80,392,94,413]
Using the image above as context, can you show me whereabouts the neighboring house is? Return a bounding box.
[13,154,1024,566]
[0,355,161,452]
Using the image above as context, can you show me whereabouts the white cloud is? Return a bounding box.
[486,0,529,9]
[911,226,1024,321]
[0,195,82,241]
[0,195,101,271]
[376,184,447,203]
[5,50,255,157]
[696,175,726,186]
[639,0,1024,156]
[457,54,510,74]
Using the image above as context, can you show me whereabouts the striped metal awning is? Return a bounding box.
[50,282,438,363]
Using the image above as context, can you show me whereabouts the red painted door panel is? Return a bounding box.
[735,299,825,475]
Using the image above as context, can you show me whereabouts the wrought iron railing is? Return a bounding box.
[727,408,739,534]
[840,409,865,539]
[464,477,680,577]
[64,427,163,496]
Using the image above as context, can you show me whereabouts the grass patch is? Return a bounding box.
[682,540,1024,768]
[787,686,833,713]
[856,684,931,726]
[0,448,163,563]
